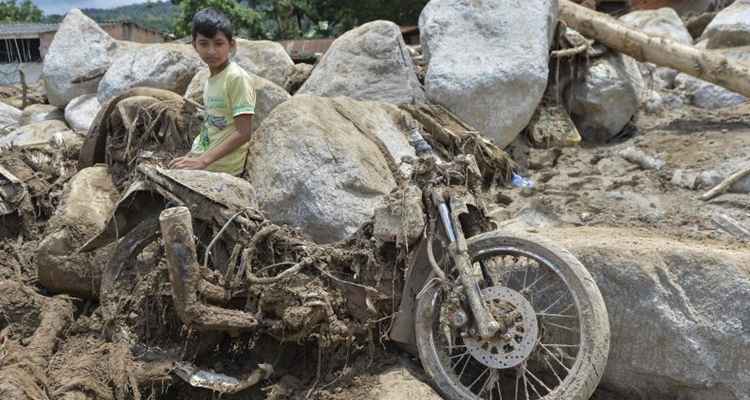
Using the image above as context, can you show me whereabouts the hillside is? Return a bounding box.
[42,1,177,33]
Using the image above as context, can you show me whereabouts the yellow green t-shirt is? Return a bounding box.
[190,62,256,176]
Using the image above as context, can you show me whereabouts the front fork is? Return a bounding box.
[432,191,500,340]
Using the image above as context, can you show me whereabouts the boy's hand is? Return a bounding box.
[169,155,210,170]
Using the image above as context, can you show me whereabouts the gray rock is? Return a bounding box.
[37,166,119,298]
[643,89,685,113]
[548,227,750,400]
[298,21,424,105]
[97,43,204,103]
[233,39,294,87]
[19,104,65,126]
[284,63,313,94]
[568,54,643,143]
[701,0,750,49]
[246,95,415,243]
[64,94,101,132]
[620,8,693,45]
[42,9,118,107]
[674,47,749,109]
[420,0,557,147]
[373,186,425,245]
[0,120,81,152]
[0,101,22,133]
[185,68,290,134]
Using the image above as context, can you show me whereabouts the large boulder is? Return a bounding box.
[233,39,294,87]
[64,94,101,132]
[185,68,291,134]
[419,0,557,147]
[568,53,643,143]
[544,227,750,400]
[246,95,415,243]
[0,101,21,133]
[700,0,750,49]
[19,104,64,126]
[37,166,118,298]
[297,21,425,104]
[620,8,693,45]
[97,44,204,103]
[42,9,118,107]
[674,47,749,109]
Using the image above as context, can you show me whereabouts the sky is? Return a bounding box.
[33,0,152,16]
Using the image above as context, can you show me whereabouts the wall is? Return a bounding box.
[101,23,164,43]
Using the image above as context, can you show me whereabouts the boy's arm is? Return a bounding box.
[170,114,253,170]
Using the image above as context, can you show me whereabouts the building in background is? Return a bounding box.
[0,20,165,85]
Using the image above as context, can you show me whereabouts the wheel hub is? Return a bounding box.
[463,286,538,369]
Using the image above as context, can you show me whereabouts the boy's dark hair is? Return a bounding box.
[192,8,234,42]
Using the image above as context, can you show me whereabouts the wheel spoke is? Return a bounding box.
[468,367,490,391]
[540,344,571,372]
[522,368,531,400]
[541,294,566,314]
[537,312,577,319]
[543,354,564,384]
[525,367,553,394]
[544,321,579,333]
[496,379,504,400]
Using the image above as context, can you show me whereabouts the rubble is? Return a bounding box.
[0,120,82,154]
[42,9,118,107]
[0,101,21,132]
[298,20,425,104]
[673,47,749,109]
[284,62,314,94]
[700,0,750,49]
[420,0,557,147]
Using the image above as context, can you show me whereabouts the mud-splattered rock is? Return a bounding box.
[370,365,443,400]
[674,47,749,109]
[97,44,204,103]
[0,120,81,152]
[246,95,415,243]
[64,94,101,132]
[700,0,750,49]
[185,68,290,134]
[37,166,119,298]
[43,9,118,107]
[284,63,313,94]
[620,8,693,44]
[373,186,425,245]
[19,104,64,127]
[298,20,425,104]
[420,0,557,147]
[568,53,643,143]
[546,227,750,400]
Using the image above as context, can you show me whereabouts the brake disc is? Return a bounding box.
[463,286,539,369]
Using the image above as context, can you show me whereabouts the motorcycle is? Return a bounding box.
[81,150,609,399]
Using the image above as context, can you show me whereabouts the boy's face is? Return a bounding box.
[193,32,234,69]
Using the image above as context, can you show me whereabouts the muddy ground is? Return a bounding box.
[1,99,748,399]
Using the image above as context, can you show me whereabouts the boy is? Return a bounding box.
[170,8,256,176]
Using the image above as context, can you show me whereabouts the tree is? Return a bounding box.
[0,0,43,22]
[171,0,264,38]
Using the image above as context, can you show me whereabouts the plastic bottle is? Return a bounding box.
[511,172,535,189]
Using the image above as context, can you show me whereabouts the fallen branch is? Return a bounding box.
[559,0,750,98]
[700,166,750,201]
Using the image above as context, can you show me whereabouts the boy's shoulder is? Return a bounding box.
[225,62,252,81]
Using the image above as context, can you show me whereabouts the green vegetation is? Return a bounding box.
[37,0,429,39]
[0,0,43,22]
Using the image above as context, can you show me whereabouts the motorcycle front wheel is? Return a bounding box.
[415,231,609,400]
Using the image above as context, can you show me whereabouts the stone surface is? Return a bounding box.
[674,47,749,109]
[373,186,425,245]
[620,8,693,44]
[19,104,64,126]
[701,0,750,49]
[64,94,101,132]
[544,227,750,400]
[185,68,290,134]
[0,120,82,152]
[97,43,204,103]
[420,0,557,147]
[284,63,314,94]
[37,166,119,298]
[42,9,118,107]
[298,20,425,104]
[370,365,442,400]
[245,95,415,243]
[233,39,294,87]
[0,101,22,133]
[568,54,644,143]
